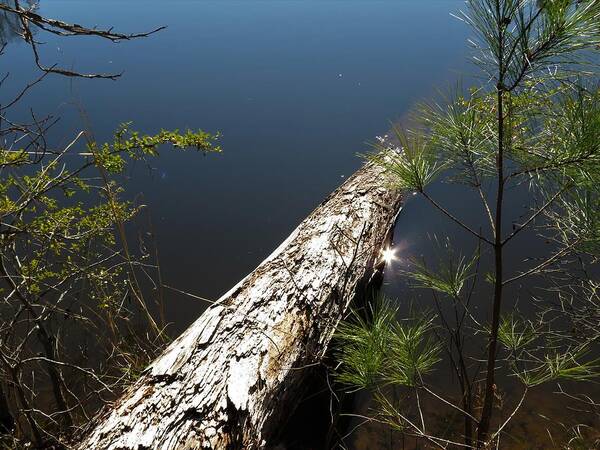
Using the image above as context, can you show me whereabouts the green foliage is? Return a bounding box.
[335,298,396,389]
[495,313,600,388]
[353,0,600,446]
[406,239,476,298]
[550,190,600,254]
[497,313,537,352]
[0,122,220,444]
[384,316,441,387]
[460,0,600,87]
[0,148,29,166]
[0,123,220,309]
[335,298,440,390]
[369,126,445,192]
[418,89,497,186]
[373,392,411,432]
[92,122,221,174]
[512,87,600,185]
[516,348,600,386]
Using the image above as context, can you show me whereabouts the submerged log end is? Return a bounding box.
[78,161,401,450]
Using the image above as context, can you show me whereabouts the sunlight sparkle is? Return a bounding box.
[381,247,396,264]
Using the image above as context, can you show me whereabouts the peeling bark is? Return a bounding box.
[77,162,402,450]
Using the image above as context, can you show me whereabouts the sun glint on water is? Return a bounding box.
[381,247,396,264]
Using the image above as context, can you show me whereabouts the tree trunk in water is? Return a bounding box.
[77,162,402,450]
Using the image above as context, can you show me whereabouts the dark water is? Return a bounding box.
[6,1,594,447]
[3,0,469,333]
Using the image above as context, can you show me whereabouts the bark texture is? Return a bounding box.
[78,162,402,450]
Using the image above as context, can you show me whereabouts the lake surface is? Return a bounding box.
[4,0,470,333]
[4,1,599,448]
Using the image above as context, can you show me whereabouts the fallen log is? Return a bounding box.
[78,161,402,450]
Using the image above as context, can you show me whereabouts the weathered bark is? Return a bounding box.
[78,162,402,450]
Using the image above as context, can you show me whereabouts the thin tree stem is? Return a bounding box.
[478,2,506,444]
